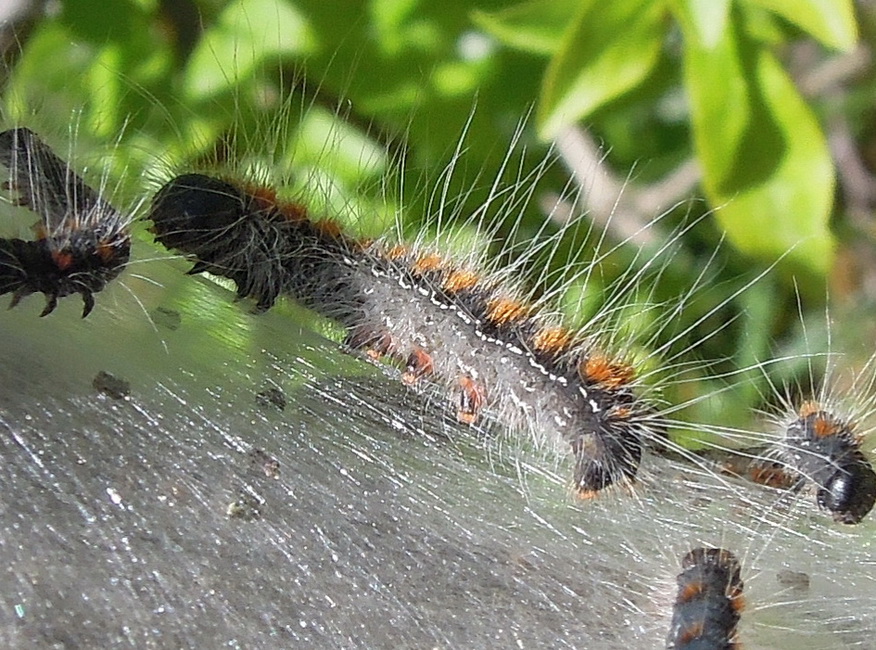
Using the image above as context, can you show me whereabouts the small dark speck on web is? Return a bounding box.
[152,306,182,330]
[249,448,281,479]
[92,370,131,400]
[227,485,264,521]
[255,387,286,411]
[776,570,810,590]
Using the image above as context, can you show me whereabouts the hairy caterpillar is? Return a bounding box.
[698,350,876,525]
[0,127,131,317]
[780,402,876,524]
[765,353,876,524]
[0,0,779,498]
[146,155,679,495]
[667,547,744,650]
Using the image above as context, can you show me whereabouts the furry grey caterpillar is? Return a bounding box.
[148,172,665,494]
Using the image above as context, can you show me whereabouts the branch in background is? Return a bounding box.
[797,43,871,98]
[795,43,876,232]
[550,43,876,252]
[546,125,700,249]
[829,116,876,228]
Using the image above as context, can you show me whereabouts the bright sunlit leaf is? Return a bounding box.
[746,0,858,50]
[471,0,580,56]
[184,0,317,100]
[537,0,666,140]
[677,3,835,276]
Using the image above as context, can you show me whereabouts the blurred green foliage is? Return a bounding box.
[0,0,866,441]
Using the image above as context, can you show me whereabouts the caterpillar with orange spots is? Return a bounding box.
[740,351,876,524]
[682,404,876,525]
[0,127,131,317]
[667,547,744,650]
[148,170,662,494]
[699,355,876,524]
[778,401,876,524]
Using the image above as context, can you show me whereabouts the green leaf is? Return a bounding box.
[184,0,317,100]
[745,0,858,50]
[678,4,835,276]
[471,0,581,56]
[537,0,666,140]
[674,0,730,48]
[61,0,137,44]
[674,3,752,192]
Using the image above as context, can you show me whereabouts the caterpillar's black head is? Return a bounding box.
[0,127,130,317]
[817,453,876,524]
[149,173,247,254]
[0,234,130,317]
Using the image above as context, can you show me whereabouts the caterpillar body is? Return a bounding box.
[0,127,131,317]
[689,401,876,525]
[667,547,744,650]
[732,352,876,524]
[779,401,876,524]
[148,171,662,494]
